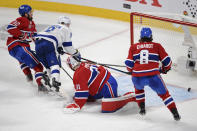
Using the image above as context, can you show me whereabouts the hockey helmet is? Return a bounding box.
[18,5,32,16]
[67,56,80,71]
[58,16,71,25]
[140,27,152,38]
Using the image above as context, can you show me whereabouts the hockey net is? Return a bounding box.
[130,12,197,73]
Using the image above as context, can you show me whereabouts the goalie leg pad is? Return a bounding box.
[101,92,136,113]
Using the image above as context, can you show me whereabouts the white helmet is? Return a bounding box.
[58,16,71,24]
[67,56,80,71]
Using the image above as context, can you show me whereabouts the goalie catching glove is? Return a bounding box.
[63,103,80,113]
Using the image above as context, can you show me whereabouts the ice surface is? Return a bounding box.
[0,7,197,131]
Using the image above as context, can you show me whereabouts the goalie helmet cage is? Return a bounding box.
[130,12,197,45]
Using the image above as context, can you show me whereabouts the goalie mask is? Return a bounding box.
[58,16,71,25]
[67,56,80,71]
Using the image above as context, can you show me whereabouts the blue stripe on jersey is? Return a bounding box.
[75,91,89,98]
[164,97,173,105]
[125,59,134,68]
[51,69,60,74]
[7,24,15,30]
[36,34,58,46]
[62,42,72,47]
[133,54,140,61]
[162,56,171,67]
[149,54,159,61]
[88,66,99,87]
[97,70,108,92]
[133,54,159,62]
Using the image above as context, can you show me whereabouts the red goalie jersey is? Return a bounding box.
[6,17,36,51]
[73,62,111,109]
[125,42,172,77]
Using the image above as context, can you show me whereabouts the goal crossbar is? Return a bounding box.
[130,12,197,45]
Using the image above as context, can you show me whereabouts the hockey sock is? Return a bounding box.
[33,63,44,86]
[20,62,31,75]
[135,88,145,107]
[159,91,177,111]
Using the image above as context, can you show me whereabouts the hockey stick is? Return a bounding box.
[80,57,131,75]
[81,57,126,67]
[62,52,130,74]
[62,51,126,67]
[60,66,73,80]
[102,65,131,75]
[103,64,126,67]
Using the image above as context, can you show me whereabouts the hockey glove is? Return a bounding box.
[57,47,65,55]
[63,103,80,113]
[19,32,36,42]
[159,66,171,74]
[73,49,81,62]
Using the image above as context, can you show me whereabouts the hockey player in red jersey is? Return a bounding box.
[63,56,121,113]
[6,5,48,91]
[125,27,181,121]
[64,57,136,113]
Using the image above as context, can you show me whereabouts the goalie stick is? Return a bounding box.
[80,57,131,75]
[81,57,126,67]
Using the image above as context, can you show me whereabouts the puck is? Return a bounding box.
[188,88,191,92]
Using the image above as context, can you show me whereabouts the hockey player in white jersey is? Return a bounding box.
[34,16,81,92]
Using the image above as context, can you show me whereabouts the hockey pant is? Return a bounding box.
[35,39,61,82]
[9,46,44,86]
[132,74,177,111]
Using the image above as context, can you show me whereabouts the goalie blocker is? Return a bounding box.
[101,92,136,113]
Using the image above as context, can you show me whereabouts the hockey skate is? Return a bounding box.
[42,71,52,88]
[171,108,181,121]
[38,83,48,92]
[26,73,33,82]
[52,78,61,92]
[139,102,146,115]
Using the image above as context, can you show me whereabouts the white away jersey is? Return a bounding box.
[35,24,76,54]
